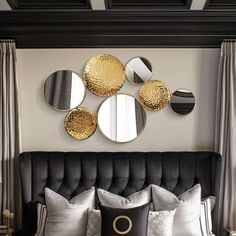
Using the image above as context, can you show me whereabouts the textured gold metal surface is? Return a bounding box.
[139,80,170,110]
[64,107,97,140]
[83,54,125,96]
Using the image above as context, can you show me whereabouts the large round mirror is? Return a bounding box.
[98,94,147,143]
[43,70,86,111]
[125,57,152,84]
[169,89,195,115]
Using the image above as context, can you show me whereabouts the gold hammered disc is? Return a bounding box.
[83,54,125,96]
[139,80,170,110]
[64,107,97,140]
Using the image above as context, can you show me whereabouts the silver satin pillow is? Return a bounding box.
[44,187,95,236]
[86,209,176,236]
[152,184,202,236]
[97,186,151,208]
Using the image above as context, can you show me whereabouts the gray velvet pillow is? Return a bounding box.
[44,187,95,236]
[152,184,202,236]
[97,186,151,208]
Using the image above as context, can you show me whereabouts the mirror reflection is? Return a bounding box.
[170,89,195,115]
[125,57,152,84]
[43,70,86,111]
[98,94,147,143]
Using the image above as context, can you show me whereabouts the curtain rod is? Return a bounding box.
[0,39,15,43]
[223,39,236,42]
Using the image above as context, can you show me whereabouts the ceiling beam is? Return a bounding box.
[0,11,235,48]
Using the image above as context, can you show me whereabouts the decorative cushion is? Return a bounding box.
[44,187,95,236]
[97,186,151,209]
[152,184,202,236]
[86,209,176,236]
[100,203,150,236]
[86,209,101,236]
[148,210,176,236]
[200,196,216,236]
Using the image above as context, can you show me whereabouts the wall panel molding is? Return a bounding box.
[0,11,236,48]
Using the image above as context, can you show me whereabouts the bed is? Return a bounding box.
[19,151,222,236]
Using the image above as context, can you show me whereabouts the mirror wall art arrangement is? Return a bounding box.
[42,54,196,142]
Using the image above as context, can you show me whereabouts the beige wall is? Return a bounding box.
[16,48,220,152]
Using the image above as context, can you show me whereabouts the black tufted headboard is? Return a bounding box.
[19,151,221,236]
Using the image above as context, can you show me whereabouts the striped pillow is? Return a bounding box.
[35,203,47,236]
[200,196,216,236]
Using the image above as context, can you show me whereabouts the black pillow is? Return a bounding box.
[100,203,150,236]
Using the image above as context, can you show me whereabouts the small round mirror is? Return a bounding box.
[98,94,147,143]
[43,70,86,111]
[125,57,152,84]
[169,89,195,115]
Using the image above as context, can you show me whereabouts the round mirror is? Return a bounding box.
[169,89,195,115]
[125,57,152,84]
[98,94,147,143]
[43,70,86,111]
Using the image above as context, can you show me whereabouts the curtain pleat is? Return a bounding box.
[214,41,236,235]
[0,41,22,231]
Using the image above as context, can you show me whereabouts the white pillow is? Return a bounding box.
[44,187,95,236]
[86,209,176,236]
[152,184,202,236]
[97,186,151,208]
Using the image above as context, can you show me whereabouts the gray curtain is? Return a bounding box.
[214,41,236,235]
[0,40,22,230]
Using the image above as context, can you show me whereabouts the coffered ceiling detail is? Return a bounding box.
[6,0,91,9]
[205,0,236,10]
[105,0,192,10]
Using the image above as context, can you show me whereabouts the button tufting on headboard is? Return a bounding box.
[19,151,221,236]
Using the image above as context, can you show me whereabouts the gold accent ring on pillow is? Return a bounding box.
[112,215,133,235]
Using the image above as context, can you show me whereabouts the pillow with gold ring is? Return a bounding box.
[100,203,149,236]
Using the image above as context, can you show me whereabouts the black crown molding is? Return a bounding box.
[0,11,236,48]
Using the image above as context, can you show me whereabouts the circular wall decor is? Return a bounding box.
[98,94,147,143]
[43,70,86,111]
[125,57,152,85]
[170,88,195,115]
[83,54,125,96]
[139,80,170,110]
[64,107,97,140]
[113,215,133,235]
